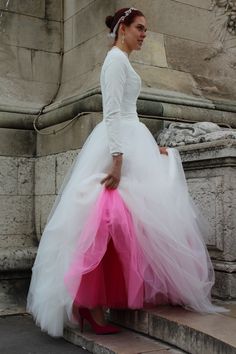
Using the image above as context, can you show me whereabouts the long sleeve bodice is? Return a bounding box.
[100,46,141,154]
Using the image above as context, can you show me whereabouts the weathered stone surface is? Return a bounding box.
[193,75,236,101]
[181,144,236,260]
[34,155,56,195]
[0,12,60,52]
[59,67,101,101]
[187,176,224,249]
[17,158,34,195]
[64,17,73,52]
[72,0,113,48]
[0,157,18,195]
[147,306,236,354]
[35,195,56,239]
[178,140,236,163]
[32,51,61,84]
[110,306,236,354]
[135,63,202,97]
[132,32,168,68]
[222,169,236,262]
[157,122,236,147]
[56,150,78,193]
[0,276,30,316]
[109,309,149,334]
[170,139,236,296]
[0,234,36,248]
[64,0,100,21]
[64,324,182,354]
[62,31,106,83]
[0,76,58,109]
[0,196,34,235]
[0,0,62,111]
[117,0,212,43]
[171,0,212,9]
[0,0,45,18]
[214,271,236,299]
[36,114,100,156]
[0,247,37,271]
[0,128,35,157]
[165,35,236,79]
[0,45,32,81]
[46,0,61,21]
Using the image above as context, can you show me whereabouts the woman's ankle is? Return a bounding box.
[90,306,107,326]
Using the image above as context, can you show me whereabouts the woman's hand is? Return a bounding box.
[101,154,123,189]
[159,146,168,156]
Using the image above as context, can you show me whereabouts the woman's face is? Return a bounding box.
[123,16,147,51]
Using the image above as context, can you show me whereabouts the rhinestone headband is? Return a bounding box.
[107,7,137,38]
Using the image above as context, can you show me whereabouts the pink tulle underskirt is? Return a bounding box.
[64,188,175,309]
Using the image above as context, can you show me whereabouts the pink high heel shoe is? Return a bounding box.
[72,305,121,335]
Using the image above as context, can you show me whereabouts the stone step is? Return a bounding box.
[109,304,236,354]
[0,247,37,272]
[0,246,37,316]
[64,323,185,354]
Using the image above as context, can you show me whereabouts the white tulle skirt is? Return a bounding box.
[27,118,228,337]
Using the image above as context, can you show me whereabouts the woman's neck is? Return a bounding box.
[114,42,131,57]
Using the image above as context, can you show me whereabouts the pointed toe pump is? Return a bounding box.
[74,307,121,335]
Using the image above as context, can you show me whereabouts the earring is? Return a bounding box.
[121,33,125,44]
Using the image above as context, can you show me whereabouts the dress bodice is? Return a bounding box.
[100,46,142,154]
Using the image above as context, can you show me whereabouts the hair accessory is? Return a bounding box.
[107,7,137,38]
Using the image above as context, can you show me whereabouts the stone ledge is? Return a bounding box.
[109,305,236,354]
[213,260,236,273]
[63,323,184,354]
[0,247,37,272]
[1,89,236,130]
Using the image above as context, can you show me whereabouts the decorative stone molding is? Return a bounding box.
[210,0,236,36]
[208,1,236,67]
[157,122,236,147]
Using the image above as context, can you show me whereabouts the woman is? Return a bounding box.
[27,7,228,338]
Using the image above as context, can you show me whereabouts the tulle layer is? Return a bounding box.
[64,187,196,310]
[27,119,228,337]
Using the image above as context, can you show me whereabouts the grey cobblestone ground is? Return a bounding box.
[0,314,90,354]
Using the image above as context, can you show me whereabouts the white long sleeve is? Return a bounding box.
[101,53,128,154]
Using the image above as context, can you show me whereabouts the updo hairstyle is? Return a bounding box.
[105,8,144,41]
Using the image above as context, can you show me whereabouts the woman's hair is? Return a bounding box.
[105,8,144,40]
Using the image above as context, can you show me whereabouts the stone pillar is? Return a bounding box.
[180,140,236,299]
[158,122,236,299]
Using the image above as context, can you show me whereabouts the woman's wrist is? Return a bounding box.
[112,153,123,167]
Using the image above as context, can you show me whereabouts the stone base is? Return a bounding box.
[109,306,236,354]
[64,323,185,354]
[0,273,30,316]
[213,268,236,300]
[0,247,36,315]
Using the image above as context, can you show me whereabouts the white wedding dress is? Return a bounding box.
[27,46,227,337]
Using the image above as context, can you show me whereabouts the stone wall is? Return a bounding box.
[60,0,236,110]
[0,0,61,111]
[0,128,36,315]
[1,0,236,129]
[180,139,236,299]
[0,128,36,249]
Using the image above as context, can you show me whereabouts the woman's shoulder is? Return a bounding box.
[102,47,129,68]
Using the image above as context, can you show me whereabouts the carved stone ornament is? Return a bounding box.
[207,1,236,66]
[210,0,236,36]
[157,121,236,147]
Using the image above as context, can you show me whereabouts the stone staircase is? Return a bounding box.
[64,303,236,354]
[64,320,185,354]
[0,247,36,316]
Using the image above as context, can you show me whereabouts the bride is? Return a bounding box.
[27,7,228,337]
